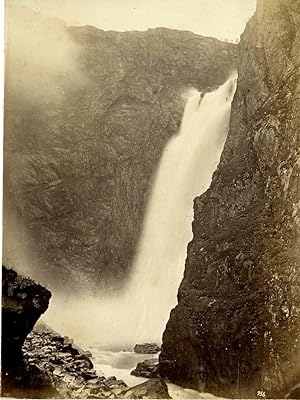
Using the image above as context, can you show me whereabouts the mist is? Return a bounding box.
[3,1,87,285]
[5,1,84,106]
[43,77,237,350]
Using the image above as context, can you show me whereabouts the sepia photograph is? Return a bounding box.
[2,0,300,398]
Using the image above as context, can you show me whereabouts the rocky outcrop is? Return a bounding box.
[122,378,171,399]
[4,5,237,292]
[131,358,160,379]
[160,0,300,398]
[2,266,51,369]
[2,322,130,399]
[134,343,161,354]
[21,328,130,399]
[1,266,56,398]
[2,267,169,398]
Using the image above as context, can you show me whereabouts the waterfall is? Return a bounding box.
[126,75,237,343]
[44,76,237,349]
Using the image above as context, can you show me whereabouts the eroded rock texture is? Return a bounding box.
[122,378,171,399]
[2,268,165,399]
[4,5,237,292]
[131,358,160,379]
[1,266,56,398]
[160,1,300,398]
[2,266,51,369]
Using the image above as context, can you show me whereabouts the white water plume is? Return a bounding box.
[44,75,237,349]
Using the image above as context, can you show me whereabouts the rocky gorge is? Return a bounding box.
[4,0,300,399]
[4,4,237,293]
[2,266,170,399]
[160,0,300,398]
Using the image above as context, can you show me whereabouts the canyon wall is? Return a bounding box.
[4,5,237,292]
[160,0,300,398]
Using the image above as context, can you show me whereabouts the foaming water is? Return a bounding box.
[88,348,225,399]
[44,75,237,349]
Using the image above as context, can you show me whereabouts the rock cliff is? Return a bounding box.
[4,5,237,292]
[1,266,56,397]
[2,266,51,369]
[160,0,300,398]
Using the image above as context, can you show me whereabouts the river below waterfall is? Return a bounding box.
[81,345,223,399]
[43,77,237,399]
[45,75,238,350]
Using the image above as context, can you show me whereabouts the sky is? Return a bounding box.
[7,0,256,42]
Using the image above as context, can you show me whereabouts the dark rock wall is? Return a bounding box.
[4,5,237,292]
[160,0,300,398]
[1,267,130,399]
[2,266,51,369]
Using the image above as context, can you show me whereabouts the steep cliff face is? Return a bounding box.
[4,6,237,292]
[160,1,300,398]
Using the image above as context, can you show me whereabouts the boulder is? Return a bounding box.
[108,379,128,396]
[131,358,160,379]
[134,343,161,354]
[122,378,171,399]
[74,354,94,369]
[2,266,51,369]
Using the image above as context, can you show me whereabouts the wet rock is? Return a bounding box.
[108,379,128,396]
[74,354,94,369]
[160,0,300,398]
[82,371,98,380]
[1,266,51,370]
[62,343,80,356]
[81,350,92,358]
[134,343,161,354]
[21,324,113,398]
[131,358,160,378]
[53,367,64,377]
[107,376,117,383]
[63,336,74,345]
[1,267,55,398]
[122,378,171,399]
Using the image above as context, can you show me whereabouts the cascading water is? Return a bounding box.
[44,75,237,350]
[126,76,237,343]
